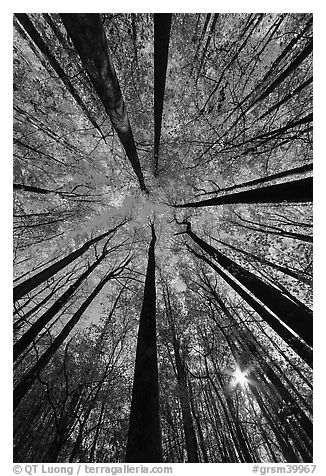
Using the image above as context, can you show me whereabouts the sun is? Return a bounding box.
[232,366,248,388]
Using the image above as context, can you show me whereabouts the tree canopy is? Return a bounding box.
[13,13,312,464]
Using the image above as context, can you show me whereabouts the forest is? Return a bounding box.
[13,13,313,464]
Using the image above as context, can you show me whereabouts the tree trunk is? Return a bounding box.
[14,221,126,301]
[14,13,106,142]
[245,38,312,115]
[213,238,312,285]
[259,77,312,120]
[249,383,300,462]
[184,223,312,347]
[60,14,148,193]
[14,248,110,362]
[125,224,162,462]
[189,390,208,462]
[189,247,312,367]
[162,282,200,462]
[234,220,313,243]
[173,339,199,462]
[154,14,172,175]
[175,177,312,208]
[13,258,130,409]
[195,163,312,197]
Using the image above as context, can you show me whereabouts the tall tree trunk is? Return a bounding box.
[245,38,312,115]
[14,248,110,362]
[189,388,208,462]
[175,177,312,208]
[195,163,312,197]
[89,398,107,462]
[189,246,312,367]
[14,183,61,195]
[213,237,312,285]
[234,220,313,243]
[154,14,172,175]
[173,339,199,462]
[125,224,162,462]
[183,222,312,347]
[13,257,130,410]
[162,283,199,462]
[258,76,312,120]
[249,383,300,462]
[14,13,106,142]
[60,14,148,193]
[196,14,218,80]
[14,221,126,301]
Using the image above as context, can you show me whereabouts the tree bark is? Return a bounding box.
[162,282,200,462]
[60,14,148,193]
[13,258,130,410]
[258,76,312,120]
[154,14,172,175]
[14,221,126,302]
[173,339,199,462]
[14,13,106,142]
[125,224,162,462]
[13,248,110,362]
[245,38,312,115]
[183,223,312,347]
[175,177,312,208]
[213,237,312,285]
[195,163,312,197]
[189,246,312,367]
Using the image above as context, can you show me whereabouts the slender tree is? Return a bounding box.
[175,177,312,208]
[162,282,199,462]
[14,244,112,361]
[154,13,172,175]
[190,246,312,367]
[60,14,148,193]
[212,237,312,285]
[194,163,312,197]
[13,255,131,410]
[14,220,128,301]
[14,13,107,142]
[125,224,163,462]
[178,221,312,349]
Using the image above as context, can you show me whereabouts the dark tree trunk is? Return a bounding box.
[196,14,218,80]
[246,38,312,115]
[249,383,300,462]
[154,14,172,175]
[125,224,162,462]
[195,163,312,197]
[189,246,312,367]
[14,14,106,142]
[60,14,147,193]
[162,283,200,462]
[260,17,312,86]
[183,223,312,347]
[235,220,313,244]
[13,249,110,362]
[259,76,312,120]
[14,221,125,301]
[13,257,130,410]
[175,177,312,208]
[188,382,208,462]
[173,339,199,462]
[235,113,313,150]
[13,183,94,200]
[213,238,312,285]
[14,184,58,195]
